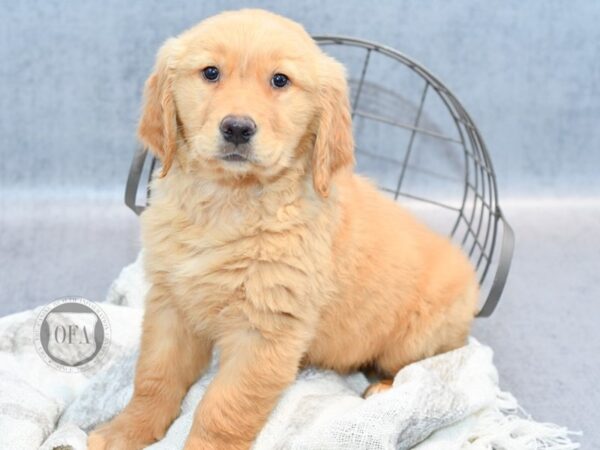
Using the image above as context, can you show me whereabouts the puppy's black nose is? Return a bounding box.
[219,115,257,145]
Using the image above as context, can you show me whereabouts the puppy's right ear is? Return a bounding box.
[138,38,180,176]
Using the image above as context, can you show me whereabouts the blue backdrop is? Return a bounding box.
[1,0,599,197]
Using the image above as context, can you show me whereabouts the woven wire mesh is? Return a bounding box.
[125,36,514,317]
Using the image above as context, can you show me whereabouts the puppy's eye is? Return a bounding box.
[271,73,289,88]
[202,66,220,82]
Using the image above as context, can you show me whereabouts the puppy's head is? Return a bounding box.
[138,9,353,196]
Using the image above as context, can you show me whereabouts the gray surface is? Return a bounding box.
[1,1,599,449]
[0,197,140,311]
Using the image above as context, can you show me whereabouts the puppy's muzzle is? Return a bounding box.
[220,115,257,145]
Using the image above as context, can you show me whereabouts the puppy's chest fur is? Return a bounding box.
[142,176,338,336]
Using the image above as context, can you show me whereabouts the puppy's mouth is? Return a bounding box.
[220,152,249,162]
[218,143,255,164]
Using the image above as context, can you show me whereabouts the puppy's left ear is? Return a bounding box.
[312,56,355,197]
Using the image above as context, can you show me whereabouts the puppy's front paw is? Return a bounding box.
[183,436,218,450]
[362,379,393,398]
[183,432,251,450]
[88,428,135,450]
[88,418,156,450]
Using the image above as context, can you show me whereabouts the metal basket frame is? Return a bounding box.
[125,35,514,317]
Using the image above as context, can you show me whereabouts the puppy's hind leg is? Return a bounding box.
[88,286,213,450]
[362,379,393,398]
[366,302,473,400]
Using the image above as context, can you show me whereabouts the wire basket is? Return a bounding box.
[125,36,514,317]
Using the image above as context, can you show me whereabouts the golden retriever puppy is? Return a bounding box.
[89,9,478,450]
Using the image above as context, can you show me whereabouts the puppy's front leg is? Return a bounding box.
[89,286,213,450]
[184,315,311,450]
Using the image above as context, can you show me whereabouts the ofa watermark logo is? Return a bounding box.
[33,297,111,372]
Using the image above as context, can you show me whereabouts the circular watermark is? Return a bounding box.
[33,297,111,372]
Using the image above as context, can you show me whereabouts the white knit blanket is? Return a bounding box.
[0,256,580,450]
